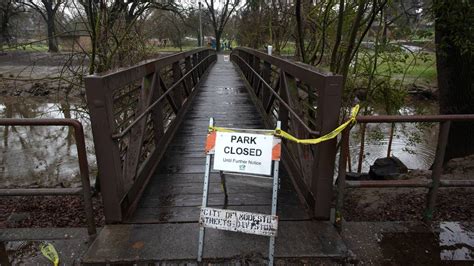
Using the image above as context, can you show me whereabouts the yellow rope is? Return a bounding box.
[209,105,359,145]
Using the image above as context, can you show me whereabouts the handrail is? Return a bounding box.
[356,114,474,123]
[235,47,337,85]
[88,47,209,78]
[232,53,321,136]
[0,118,96,236]
[111,53,215,139]
[335,114,474,227]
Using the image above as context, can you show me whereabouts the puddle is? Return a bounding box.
[440,222,474,261]
[0,97,97,188]
[380,222,474,264]
[215,87,247,94]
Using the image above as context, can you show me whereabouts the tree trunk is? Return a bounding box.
[295,0,306,62]
[339,1,366,86]
[1,8,12,48]
[435,1,474,162]
[46,12,58,52]
[330,0,344,73]
[1,20,10,47]
[215,31,221,52]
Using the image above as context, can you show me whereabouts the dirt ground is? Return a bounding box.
[0,50,172,100]
[342,155,474,222]
[0,51,88,100]
[343,187,474,222]
[0,194,104,229]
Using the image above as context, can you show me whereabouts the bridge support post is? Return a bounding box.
[85,77,125,223]
[262,61,271,104]
[310,76,342,219]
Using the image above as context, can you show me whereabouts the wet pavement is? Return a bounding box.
[0,228,94,265]
[342,221,474,265]
[3,221,471,264]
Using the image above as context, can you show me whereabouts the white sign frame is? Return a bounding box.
[197,118,281,266]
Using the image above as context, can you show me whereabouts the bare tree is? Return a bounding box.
[77,0,180,73]
[20,0,66,52]
[0,0,24,48]
[204,0,241,51]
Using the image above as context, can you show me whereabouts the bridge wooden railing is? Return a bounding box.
[85,48,217,222]
[231,47,343,219]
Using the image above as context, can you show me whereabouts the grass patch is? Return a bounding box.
[373,51,437,84]
[147,45,199,53]
[2,43,49,52]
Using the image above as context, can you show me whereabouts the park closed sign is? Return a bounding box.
[198,119,282,265]
[213,131,273,175]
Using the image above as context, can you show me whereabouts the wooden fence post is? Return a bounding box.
[311,75,343,219]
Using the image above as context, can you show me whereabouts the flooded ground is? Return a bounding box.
[347,102,438,173]
[0,96,96,188]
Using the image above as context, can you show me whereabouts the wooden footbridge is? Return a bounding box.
[81,48,347,263]
[3,47,474,264]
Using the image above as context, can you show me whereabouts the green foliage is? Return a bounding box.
[433,0,474,57]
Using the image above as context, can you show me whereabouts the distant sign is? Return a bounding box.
[199,207,278,236]
[213,132,273,175]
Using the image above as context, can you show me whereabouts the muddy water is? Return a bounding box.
[347,103,438,173]
[0,97,97,188]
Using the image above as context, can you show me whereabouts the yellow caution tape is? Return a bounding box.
[275,104,359,144]
[209,126,235,133]
[40,243,59,266]
[209,104,359,145]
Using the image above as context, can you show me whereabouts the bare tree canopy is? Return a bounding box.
[19,0,67,52]
[0,0,25,48]
[204,0,241,51]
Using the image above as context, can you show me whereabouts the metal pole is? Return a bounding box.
[73,121,97,237]
[0,119,97,236]
[0,242,9,266]
[198,1,203,47]
[268,121,281,266]
[335,127,350,231]
[424,121,450,221]
[197,117,214,262]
